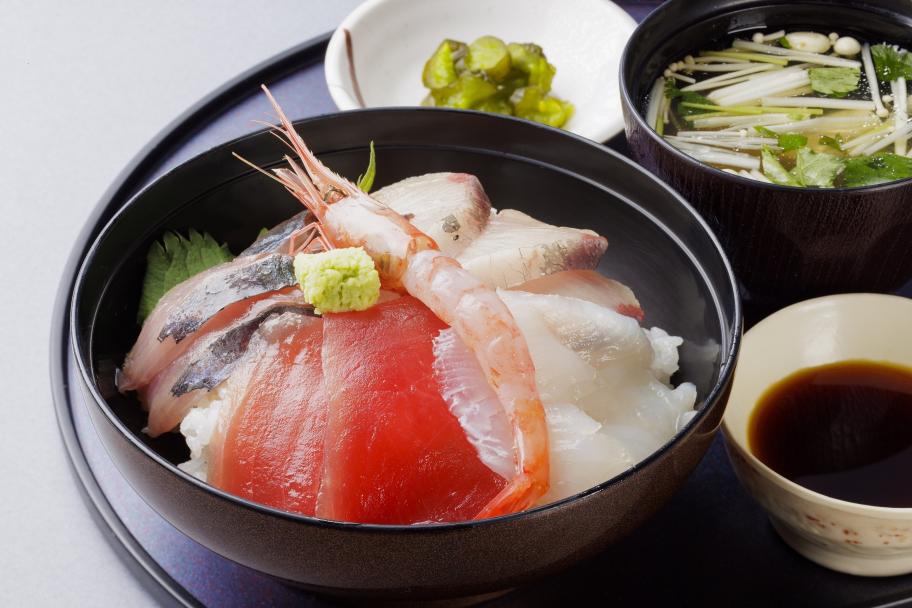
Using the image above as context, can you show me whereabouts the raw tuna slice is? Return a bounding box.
[319,296,507,524]
[373,173,492,257]
[512,269,644,321]
[456,209,608,289]
[208,314,326,516]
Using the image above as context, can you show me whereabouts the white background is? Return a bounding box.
[0,1,359,604]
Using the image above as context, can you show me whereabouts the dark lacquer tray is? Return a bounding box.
[51,5,912,606]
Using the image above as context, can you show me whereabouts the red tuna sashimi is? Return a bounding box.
[208,315,327,516]
[319,296,507,524]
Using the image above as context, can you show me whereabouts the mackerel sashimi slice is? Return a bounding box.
[319,296,508,524]
[207,314,327,516]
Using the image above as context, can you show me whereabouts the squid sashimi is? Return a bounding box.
[496,290,697,504]
[141,289,312,437]
[318,296,507,524]
[513,269,644,322]
[207,315,326,515]
[373,172,492,257]
[120,252,296,391]
[455,209,608,289]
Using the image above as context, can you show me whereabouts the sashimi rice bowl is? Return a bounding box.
[81,88,729,528]
[73,96,739,594]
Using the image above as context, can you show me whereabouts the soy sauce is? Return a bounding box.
[749,360,912,508]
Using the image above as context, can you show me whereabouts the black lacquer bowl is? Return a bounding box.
[621,0,912,322]
[72,109,740,599]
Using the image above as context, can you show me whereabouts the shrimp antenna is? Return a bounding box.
[260,84,358,197]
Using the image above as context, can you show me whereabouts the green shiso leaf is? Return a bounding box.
[870,44,912,82]
[808,67,860,97]
[357,141,377,192]
[790,147,843,188]
[841,152,912,187]
[761,145,800,186]
[137,230,233,323]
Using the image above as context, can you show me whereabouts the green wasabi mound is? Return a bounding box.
[293,247,380,314]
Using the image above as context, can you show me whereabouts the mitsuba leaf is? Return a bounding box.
[754,127,807,151]
[761,146,800,186]
[137,230,233,323]
[808,67,860,97]
[841,153,912,187]
[790,147,843,188]
[818,135,844,151]
[870,44,912,82]
[777,133,808,151]
[663,80,712,115]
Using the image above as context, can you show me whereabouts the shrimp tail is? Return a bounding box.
[474,474,538,519]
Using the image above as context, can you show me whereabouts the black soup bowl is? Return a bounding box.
[621,0,912,323]
[72,109,740,599]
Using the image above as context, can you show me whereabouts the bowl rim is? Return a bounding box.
[323,0,636,142]
[721,292,912,517]
[71,106,743,533]
[619,0,912,194]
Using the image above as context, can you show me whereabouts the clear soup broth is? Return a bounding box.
[645,28,912,188]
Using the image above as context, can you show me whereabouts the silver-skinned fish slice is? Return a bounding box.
[119,252,296,393]
[373,173,492,257]
[140,290,314,436]
[456,209,608,289]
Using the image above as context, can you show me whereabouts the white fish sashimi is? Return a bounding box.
[512,269,644,322]
[373,172,492,257]
[500,291,598,404]
[496,290,697,504]
[456,209,608,288]
[432,328,515,479]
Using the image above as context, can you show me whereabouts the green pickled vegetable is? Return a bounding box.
[420,35,573,128]
[507,42,556,89]
[511,86,574,127]
[431,72,498,109]
[422,39,467,90]
[467,36,511,80]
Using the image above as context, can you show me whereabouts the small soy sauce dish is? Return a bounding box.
[724,294,912,577]
[620,0,912,324]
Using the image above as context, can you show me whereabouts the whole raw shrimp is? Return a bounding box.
[244,86,549,517]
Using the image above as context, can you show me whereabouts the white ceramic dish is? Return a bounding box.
[722,294,912,577]
[324,0,637,142]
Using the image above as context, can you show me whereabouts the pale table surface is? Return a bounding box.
[0,2,360,605]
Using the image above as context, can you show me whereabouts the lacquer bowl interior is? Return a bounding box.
[72,109,740,599]
[620,0,912,323]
